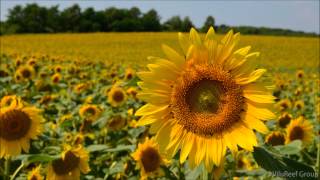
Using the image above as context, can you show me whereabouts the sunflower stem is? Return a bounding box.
[301,149,314,164]
[317,141,320,178]
[4,157,11,180]
[10,162,24,180]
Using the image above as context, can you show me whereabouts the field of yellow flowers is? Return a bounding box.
[0,31,319,180]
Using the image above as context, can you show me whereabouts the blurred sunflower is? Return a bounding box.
[74,83,90,94]
[277,99,292,111]
[296,69,304,79]
[27,165,43,180]
[15,65,35,81]
[107,86,127,107]
[51,73,62,84]
[236,153,253,170]
[265,131,285,146]
[79,104,101,121]
[132,138,169,180]
[107,115,126,131]
[54,65,62,73]
[294,100,304,110]
[278,112,292,128]
[125,67,135,80]
[27,58,37,67]
[135,27,275,170]
[0,100,44,158]
[47,145,90,180]
[286,117,314,145]
[0,95,21,108]
[127,87,138,99]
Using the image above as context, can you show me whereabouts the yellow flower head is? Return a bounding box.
[294,100,304,110]
[0,99,44,158]
[285,117,314,145]
[27,165,43,180]
[132,138,169,180]
[107,115,126,131]
[51,73,62,84]
[296,69,304,79]
[74,83,90,94]
[107,86,127,107]
[79,104,102,121]
[47,145,90,180]
[277,99,292,111]
[125,67,135,80]
[15,65,35,81]
[265,131,285,146]
[54,65,63,73]
[0,95,21,108]
[127,87,138,99]
[135,27,275,171]
[27,58,37,67]
[278,112,292,128]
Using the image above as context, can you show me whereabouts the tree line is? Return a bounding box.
[0,3,317,37]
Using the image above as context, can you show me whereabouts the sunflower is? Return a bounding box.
[27,58,37,67]
[107,86,127,107]
[0,100,44,158]
[236,154,252,170]
[127,87,138,99]
[135,27,275,170]
[132,138,169,180]
[0,95,21,108]
[74,83,90,94]
[294,100,304,110]
[47,145,90,180]
[278,112,292,128]
[107,115,127,131]
[54,65,62,73]
[125,67,135,80]
[285,117,314,145]
[277,99,292,111]
[15,65,35,81]
[27,165,43,180]
[79,104,101,121]
[296,69,304,79]
[265,131,285,146]
[51,73,62,84]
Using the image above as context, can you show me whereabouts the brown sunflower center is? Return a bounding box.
[112,90,124,102]
[141,147,161,173]
[278,114,291,128]
[85,107,96,116]
[52,151,80,175]
[22,69,31,78]
[266,133,285,146]
[289,126,304,141]
[0,109,31,140]
[171,64,244,137]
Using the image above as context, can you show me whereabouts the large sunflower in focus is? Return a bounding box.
[135,27,275,170]
[0,98,44,158]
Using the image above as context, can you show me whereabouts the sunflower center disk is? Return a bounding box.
[171,65,244,137]
[141,147,161,173]
[0,109,31,140]
[52,151,80,175]
[289,126,304,141]
[186,79,223,114]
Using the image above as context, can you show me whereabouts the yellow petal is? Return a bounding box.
[180,132,194,163]
[162,44,185,68]
[178,32,191,55]
[135,104,168,116]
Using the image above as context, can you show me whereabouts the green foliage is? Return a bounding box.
[1,3,318,36]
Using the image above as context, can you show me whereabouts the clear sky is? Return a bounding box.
[1,0,319,33]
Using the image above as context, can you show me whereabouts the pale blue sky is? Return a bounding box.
[1,0,319,33]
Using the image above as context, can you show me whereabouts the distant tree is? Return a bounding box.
[141,9,161,31]
[163,16,183,31]
[202,15,215,32]
[60,4,81,32]
[181,16,194,32]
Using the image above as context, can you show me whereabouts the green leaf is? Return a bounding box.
[16,154,60,164]
[253,147,317,180]
[86,144,109,152]
[105,145,135,152]
[274,140,302,155]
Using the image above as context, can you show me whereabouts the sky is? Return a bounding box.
[1,0,319,33]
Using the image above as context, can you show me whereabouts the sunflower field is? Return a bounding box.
[0,28,319,180]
